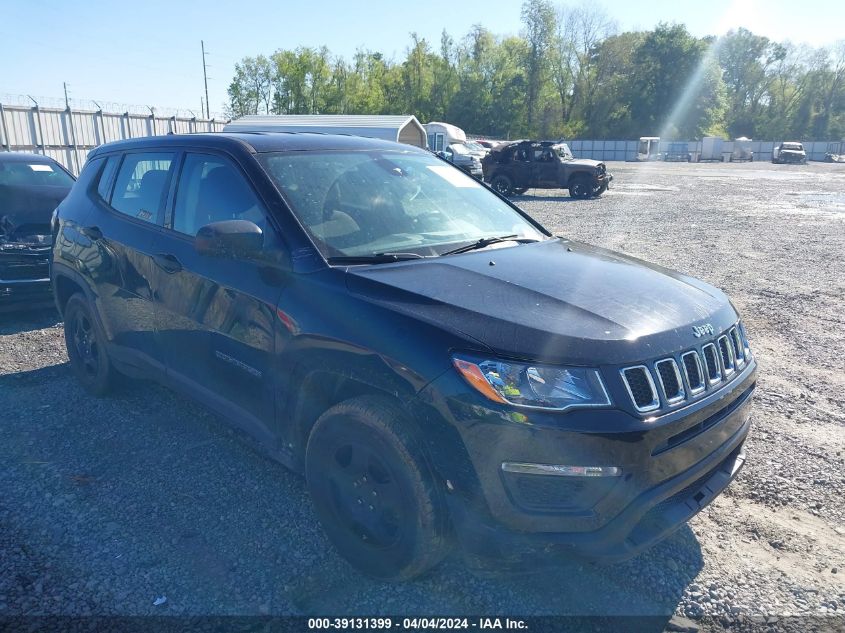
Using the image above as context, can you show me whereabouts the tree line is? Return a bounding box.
[226,0,845,141]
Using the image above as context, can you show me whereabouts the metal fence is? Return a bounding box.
[0,103,229,175]
[468,135,839,162]
[565,139,836,162]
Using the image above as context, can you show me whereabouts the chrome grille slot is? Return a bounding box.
[621,366,659,412]
[655,359,685,405]
[702,343,722,384]
[729,327,745,367]
[681,351,705,395]
[718,335,735,376]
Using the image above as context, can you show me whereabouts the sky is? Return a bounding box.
[1,0,843,117]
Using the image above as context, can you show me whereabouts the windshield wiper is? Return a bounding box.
[326,252,426,265]
[440,235,537,256]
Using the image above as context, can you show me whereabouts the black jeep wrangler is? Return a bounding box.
[481,140,612,198]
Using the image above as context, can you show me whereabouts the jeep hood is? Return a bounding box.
[0,183,69,244]
[567,158,603,168]
[345,239,737,365]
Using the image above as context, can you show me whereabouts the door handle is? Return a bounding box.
[81,225,103,240]
[152,252,182,274]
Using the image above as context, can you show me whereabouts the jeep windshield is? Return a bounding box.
[0,160,75,187]
[259,151,546,261]
[782,143,803,151]
[556,144,574,160]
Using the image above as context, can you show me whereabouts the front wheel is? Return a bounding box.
[569,174,593,199]
[306,396,450,580]
[490,175,513,197]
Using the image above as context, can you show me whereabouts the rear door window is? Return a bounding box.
[109,153,175,223]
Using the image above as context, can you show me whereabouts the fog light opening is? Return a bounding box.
[501,462,621,477]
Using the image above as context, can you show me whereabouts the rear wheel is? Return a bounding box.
[569,174,593,199]
[306,396,450,580]
[63,293,115,396]
[490,175,513,197]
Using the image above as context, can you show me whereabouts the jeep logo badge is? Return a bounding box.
[692,324,715,338]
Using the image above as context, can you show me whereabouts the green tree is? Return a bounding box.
[520,0,556,135]
[629,24,725,138]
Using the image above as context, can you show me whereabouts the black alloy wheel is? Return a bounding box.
[491,174,513,197]
[569,174,593,199]
[63,293,115,395]
[306,396,449,580]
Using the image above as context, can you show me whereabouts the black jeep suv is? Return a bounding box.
[482,140,612,198]
[52,133,755,580]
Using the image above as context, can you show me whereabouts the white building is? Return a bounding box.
[223,114,428,148]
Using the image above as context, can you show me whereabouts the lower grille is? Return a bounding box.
[503,472,617,512]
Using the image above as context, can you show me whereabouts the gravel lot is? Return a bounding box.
[1,160,844,628]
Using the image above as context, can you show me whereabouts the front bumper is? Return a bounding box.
[420,357,756,563]
[0,249,52,309]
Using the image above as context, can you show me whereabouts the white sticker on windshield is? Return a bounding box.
[29,164,54,172]
[426,165,481,188]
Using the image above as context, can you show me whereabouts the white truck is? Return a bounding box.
[636,137,661,161]
[424,122,467,153]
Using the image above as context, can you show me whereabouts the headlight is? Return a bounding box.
[452,355,611,411]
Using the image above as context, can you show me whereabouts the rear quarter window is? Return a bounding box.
[109,152,175,223]
[95,156,120,201]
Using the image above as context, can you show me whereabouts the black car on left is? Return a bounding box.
[0,152,75,310]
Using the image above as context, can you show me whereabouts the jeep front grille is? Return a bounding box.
[729,327,745,367]
[655,359,685,405]
[621,366,659,412]
[620,322,751,414]
[681,351,705,395]
[702,344,721,383]
[718,335,735,376]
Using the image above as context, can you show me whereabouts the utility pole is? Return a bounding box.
[63,82,70,109]
[201,40,210,120]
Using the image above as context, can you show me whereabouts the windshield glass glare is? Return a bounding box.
[260,151,545,259]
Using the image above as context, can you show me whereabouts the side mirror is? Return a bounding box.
[195,219,262,259]
[436,151,448,159]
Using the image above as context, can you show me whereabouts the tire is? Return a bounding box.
[305,395,450,580]
[490,174,513,197]
[593,181,608,197]
[569,174,592,199]
[63,293,115,396]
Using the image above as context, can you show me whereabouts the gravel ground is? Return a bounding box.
[1,160,844,629]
